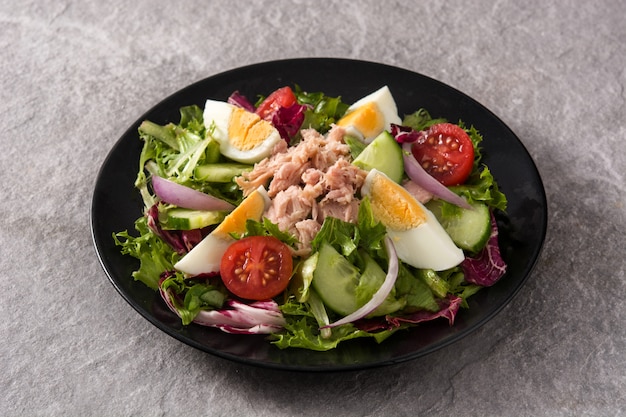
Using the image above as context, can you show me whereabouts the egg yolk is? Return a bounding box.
[213,188,266,238]
[228,108,275,151]
[337,102,384,139]
[367,173,427,231]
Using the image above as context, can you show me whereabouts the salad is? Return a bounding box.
[114,85,508,351]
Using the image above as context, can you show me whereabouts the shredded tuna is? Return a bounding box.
[236,125,367,255]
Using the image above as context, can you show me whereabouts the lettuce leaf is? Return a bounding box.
[402,108,447,132]
[160,273,226,325]
[271,299,398,351]
[112,216,181,290]
[292,86,349,143]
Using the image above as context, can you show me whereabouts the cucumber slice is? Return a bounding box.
[159,207,226,230]
[352,131,404,184]
[194,163,253,183]
[204,138,221,164]
[426,200,491,253]
[311,243,359,316]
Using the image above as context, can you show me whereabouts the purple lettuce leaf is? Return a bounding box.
[271,103,307,142]
[227,91,256,113]
[461,213,507,286]
[146,204,206,255]
[390,123,425,143]
[354,294,463,332]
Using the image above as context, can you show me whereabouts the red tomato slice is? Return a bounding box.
[255,87,297,120]
[220,236,293,300]
[411,123,475,186]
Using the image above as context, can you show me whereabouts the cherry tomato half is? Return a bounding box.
[220,236,293,300]
[255,86,297,121]
[411,123,475,186]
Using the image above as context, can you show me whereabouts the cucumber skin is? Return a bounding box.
[352,131,404,184]
[427,201,491,253]
[160,208,226,230]
[195,163,252,183]
[311,243,360,316]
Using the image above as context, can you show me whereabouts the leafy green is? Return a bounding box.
[449,166,507,212]
[356,197,388,254]
[112,217,181,290]
[310,216,359,259]
[160,274,226,325]
[354,252,406,316]
[291,85,349,143]
[238,218,300,248]
[402,108,447,132]
[343,135,368,159]
[310,196,387,264]
[270,299,398,351]
[416,269,450,299]
[178,105,205,133]
[394,263,439,312]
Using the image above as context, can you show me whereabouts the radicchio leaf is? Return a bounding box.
[390,123,425,143]
[159,283,286,334]
[227,90,256,112]
[354,295,463,332]
[461,213,507,286]
[146,204,206,254]
[271,103,307,142]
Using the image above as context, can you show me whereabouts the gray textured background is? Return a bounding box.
[2,1,625,416]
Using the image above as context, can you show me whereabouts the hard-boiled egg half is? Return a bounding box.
[204,99,283,164]
[336,86,402,143]
[174,186,270,276]
[361,169,464,271]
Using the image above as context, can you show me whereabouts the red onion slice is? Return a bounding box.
[322,237,399,329]
[152,175,235,211]
[402,142,472,209]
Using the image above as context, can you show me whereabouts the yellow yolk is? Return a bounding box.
[337,102,384,140]
[366,172,427,231]
[228,108,275,151]
[213,187,267,238]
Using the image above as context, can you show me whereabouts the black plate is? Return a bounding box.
[91,58,547,372]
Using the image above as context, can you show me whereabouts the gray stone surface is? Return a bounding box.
[2,0,625,416]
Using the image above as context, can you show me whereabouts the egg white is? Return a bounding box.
[339,86,402,142]
[361,169,464,271]
[174,233,232,276]
[203,99,282,164]
[387,210,465,271]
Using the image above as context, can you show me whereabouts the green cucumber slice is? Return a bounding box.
[159,207,226,230]
[352,131,404,183]
[426,200,491,253]
[311,242,359,316]
[194,163,253,183]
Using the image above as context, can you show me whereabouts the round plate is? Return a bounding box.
[91,58,547,372]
